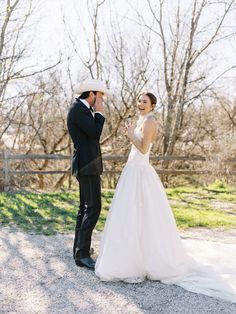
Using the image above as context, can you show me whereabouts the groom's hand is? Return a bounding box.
[94,96,104,113]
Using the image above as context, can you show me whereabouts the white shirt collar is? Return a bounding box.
[79,99,90,110]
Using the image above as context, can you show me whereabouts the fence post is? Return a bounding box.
[3,150,10,192]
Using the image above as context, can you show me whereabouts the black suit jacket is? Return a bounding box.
[67,98,105,176]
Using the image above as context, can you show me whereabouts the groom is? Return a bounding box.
[67,79,110,270]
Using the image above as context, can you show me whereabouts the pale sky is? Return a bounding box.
[30,0,236,95]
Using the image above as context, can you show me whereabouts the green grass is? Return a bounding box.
[167,181,236,229]
[0,192,80,235]
[0,181,236,235]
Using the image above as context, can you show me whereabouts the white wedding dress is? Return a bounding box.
[95,114,236,303]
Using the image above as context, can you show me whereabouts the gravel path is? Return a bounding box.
[0,227,236,314]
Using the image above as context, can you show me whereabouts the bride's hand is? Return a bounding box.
[125,124,135,138]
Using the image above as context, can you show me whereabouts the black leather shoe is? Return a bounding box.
[75,257,95,270]
[74,248,94,260]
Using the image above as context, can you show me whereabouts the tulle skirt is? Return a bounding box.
[95,162,236,302]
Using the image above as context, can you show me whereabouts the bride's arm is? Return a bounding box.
[126,119,157,154]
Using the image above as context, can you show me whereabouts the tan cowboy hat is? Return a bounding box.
[74,79,111,97]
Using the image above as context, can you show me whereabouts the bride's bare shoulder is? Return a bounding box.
[144,116,157,127]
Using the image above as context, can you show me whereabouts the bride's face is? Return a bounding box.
[137,94,153,115]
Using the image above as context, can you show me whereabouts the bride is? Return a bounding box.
[95,92,236,303]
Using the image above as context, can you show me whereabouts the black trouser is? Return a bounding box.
[73,175,101,259]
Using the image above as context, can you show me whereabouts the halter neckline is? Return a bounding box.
[136,111,154,127]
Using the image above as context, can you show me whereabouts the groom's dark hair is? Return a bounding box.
[79,91,97,99]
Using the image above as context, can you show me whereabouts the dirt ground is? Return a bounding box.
[0,227,236,314]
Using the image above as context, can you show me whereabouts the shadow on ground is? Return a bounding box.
[0,227,235,314]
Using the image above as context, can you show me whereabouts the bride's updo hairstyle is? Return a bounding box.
[137,92,157,111]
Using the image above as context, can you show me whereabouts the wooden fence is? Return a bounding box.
[0,151,235,191]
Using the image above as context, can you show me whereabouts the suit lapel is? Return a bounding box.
[76,99,94,118]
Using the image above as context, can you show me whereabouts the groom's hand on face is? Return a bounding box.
[93,93,104,113]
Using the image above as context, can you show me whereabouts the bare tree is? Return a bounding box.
[0,0,60,144]
[11,71,70,189]
[64,0,155,155]
[135,0,236,162]
[66,0,236,159]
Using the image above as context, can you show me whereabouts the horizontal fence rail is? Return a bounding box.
[0,153,207,161]
[0,153,235,162]
[0,152,235,191]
